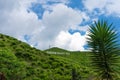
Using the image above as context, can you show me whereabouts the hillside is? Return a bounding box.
[45,47,69,52]
[0,33,94,80]
[45,47,94,79]
[45,47,91,68]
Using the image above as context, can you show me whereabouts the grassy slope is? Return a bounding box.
[45,47,95,79]
[0,33,95,80]
[45,47,69,52]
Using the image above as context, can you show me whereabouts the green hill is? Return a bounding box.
[45,47,92,70]
[45,47,69,52]
[45,48,94,79]
[0,33,94,80]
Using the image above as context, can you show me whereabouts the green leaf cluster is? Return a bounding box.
[87,20,120,80]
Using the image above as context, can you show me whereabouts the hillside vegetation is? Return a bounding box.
[0,33,94,80]
[45,48,94,79]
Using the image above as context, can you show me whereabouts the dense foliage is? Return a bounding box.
[0,48,26,80]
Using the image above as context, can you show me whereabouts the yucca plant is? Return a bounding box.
[87,20,120,80]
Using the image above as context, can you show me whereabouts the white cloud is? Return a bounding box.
[42,4,83,34]
[83,0,120,16]
[54,31,87,51]
[105,0,120,16]
[0,0,42,40]
[83,0,107,11]
[28,4,87,50]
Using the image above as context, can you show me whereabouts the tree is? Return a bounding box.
[87,20,120,80]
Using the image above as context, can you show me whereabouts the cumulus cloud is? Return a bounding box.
[29,3,87,50]
[54,31,87,51]
[0,0,42,40]
[42,4,82,37]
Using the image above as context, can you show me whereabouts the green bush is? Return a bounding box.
[0,48,26,80]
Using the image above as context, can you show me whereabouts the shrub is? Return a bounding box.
[0,48,26,80]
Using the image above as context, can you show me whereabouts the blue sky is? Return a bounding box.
[0,0,120,51]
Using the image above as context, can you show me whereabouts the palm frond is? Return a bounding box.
[87,20,120,80]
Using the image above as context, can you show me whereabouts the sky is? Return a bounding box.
[0,0,120,51]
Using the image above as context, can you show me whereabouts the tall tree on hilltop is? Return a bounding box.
[87,20,120,80]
